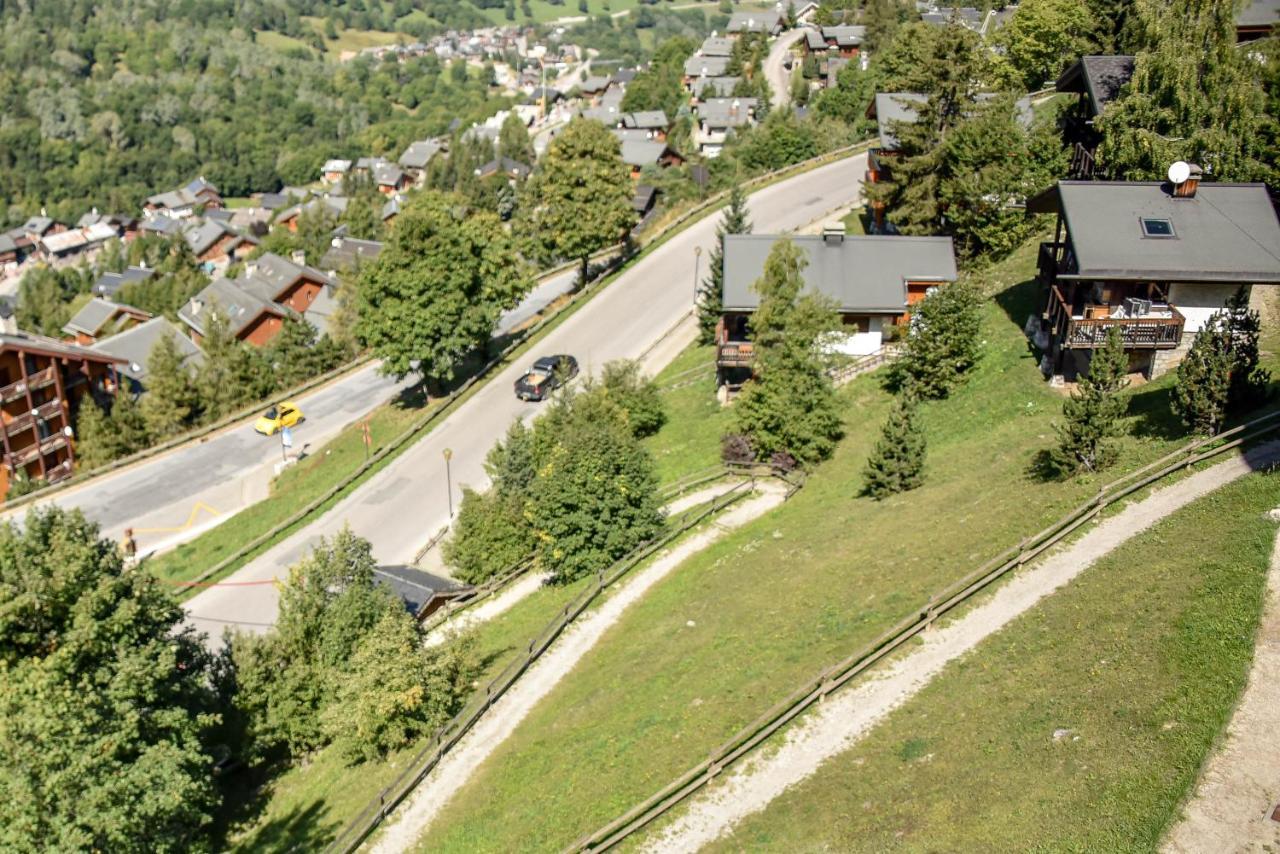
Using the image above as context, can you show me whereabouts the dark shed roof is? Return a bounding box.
[1055,55,1135,116]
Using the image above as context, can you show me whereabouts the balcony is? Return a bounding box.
[1046,286,1185,350]
[3,399,61,438]
[0,367,57,403]
[716,340,755,368]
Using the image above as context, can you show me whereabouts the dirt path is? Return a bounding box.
[1161,505,1280,853]
[639,443,1280,852]
[369,482,790,853]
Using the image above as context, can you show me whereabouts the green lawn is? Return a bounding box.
[842,206,869,235]
[254,30,314,56]
[408,238,1273,852]
[706,469,1278,851]
[645,342,724,485]
[301,16,403,56]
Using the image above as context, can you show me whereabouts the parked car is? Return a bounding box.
[514,355,579,402]
[254,401,304,435]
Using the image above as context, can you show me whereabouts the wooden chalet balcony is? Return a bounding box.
[3,399,61,438]
[1068,142,1097,180]
[0,367,56,403]
[1037,241,1069,286]
[716,340,755,368]
[1047,286,1185,350]
[5,431,67,469]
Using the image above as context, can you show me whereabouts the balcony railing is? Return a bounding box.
[1047,286,1185,350]
[716,341,755,367]
[3,398,62,438]
[0,367,56,403]
[1068,141,1097,180]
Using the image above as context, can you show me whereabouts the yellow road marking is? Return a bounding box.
[133,501,221,535]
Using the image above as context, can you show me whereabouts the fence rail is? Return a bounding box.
[567,408,1280,852]
[325,472,794,854]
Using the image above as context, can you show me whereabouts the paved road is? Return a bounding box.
[185,152,869,640]
[2,271,578,555]
[764,28,808,109]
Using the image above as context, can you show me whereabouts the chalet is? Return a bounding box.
[0,328,126,492]
[178,278,289,348]
[90,317,204,391]
[921,6,995,34]
[320,236,384,275]
[619,139,684,179]
[1237,0,1280,40]
[581,104,622,125]
[632,184,659,220]
[579,75,612,98]
[398,140,444,178]
[139,214,184,238]
[144,177,222,218]
[693,98,759,157]
[18,215,63,242]
[620,110,669,140]
[183,220,258,264]
[37,223,119,262]
[1056,55,1135,178]
[381,196,402,227]
[716,229,957,383]
[726,10,786,36]
[0,233,30,266]
[322,159,352,183]
[1027,176,1280,382]
[699,36,734,57]
[242,252,337,316]
[374,565,472,622]
[612,68,638,86]
[275,195,348,232]
[77,211,138,240]
[372,162,409,195]
[92,266,153,298]
[684,54,733,90]
[528,86,563,108]
[475,157,533,181]
[805,25,866,58]
[693,76,741,99]
[865,92,925,226]
[62,298,152,346]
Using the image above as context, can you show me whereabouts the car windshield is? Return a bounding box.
[264,406,278,420]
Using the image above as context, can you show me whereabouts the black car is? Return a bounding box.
[514,355,579,402]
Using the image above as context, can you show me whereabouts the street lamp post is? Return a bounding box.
[692,245,703,305]
[443,448,454,518]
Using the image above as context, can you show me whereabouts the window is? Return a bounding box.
[1139,217,1176,238]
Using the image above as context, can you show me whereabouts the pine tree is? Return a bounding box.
[109,388,151,459]
[1223,286,1271,409]
[697,185,752,345]
[141,333,198,438]
[72,398,120,469]
[889,281,983,399]
[861,395,927,498]
[1050,326,1128,473]
[732,240,844,464]
[195,306,243,420]
[1172,314,1232,435]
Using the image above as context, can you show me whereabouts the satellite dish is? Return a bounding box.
[1168,161,1191,184]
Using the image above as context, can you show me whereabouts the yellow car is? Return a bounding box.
[254,401,303,436]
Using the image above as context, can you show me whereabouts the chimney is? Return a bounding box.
[290,249,307,266]
[1169,161,1203,199]
[822,223,845,246]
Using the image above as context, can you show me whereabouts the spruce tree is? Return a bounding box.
[889,281,983,399]
[109,388,151,459]
[732,240,844,464]
[141,333,198,438]
[698,186,752,344]
[195,306,243,420]
[72,398,120,469]
[1050,326,1129,474]
[861,395,927,498]
[1172,314,1232,435]
[1223,286,1271,409]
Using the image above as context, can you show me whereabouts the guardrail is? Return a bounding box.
[325,472,788,854]
[567,407,1280,852]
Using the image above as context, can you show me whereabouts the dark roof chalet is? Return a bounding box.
[0,330,127,366]
[90,316,204,383]
[373,565,470,618]
[63,297,151,338]
[1054,55,1136,117]
[868,92,926,151]
[1027,181,1280,284]
[722,233,957,313]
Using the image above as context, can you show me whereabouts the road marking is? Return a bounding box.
[133,501,221,535]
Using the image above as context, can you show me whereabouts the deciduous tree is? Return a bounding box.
[358,191,531,385]
[523,118,635,286]
[888,280,983,399]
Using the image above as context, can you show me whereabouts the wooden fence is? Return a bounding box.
[325,471,802,854]
[567,409,1280,852]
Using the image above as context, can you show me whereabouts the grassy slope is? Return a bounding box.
[644,342,724,485]
[412,240,1249,851]
[707,470,1278,852]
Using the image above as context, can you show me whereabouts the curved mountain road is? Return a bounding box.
[184,151,870,641]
